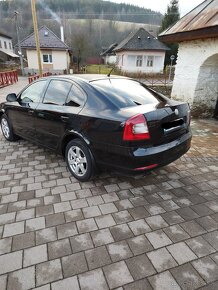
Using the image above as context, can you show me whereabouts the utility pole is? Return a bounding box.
[31,0,42,76]
[14,11,24,76]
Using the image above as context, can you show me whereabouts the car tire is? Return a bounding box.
[65,138,95,181]
[0,114,19,141]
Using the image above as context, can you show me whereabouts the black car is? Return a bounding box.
[0,75,192,181]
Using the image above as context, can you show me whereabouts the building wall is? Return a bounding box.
[116,50,165,73]
[172,37,218,116]
[26,49,70,73]
[0,36,13,53]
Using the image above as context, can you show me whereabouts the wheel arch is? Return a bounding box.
[61,132,90,157]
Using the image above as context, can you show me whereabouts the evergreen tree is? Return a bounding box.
[160,0,180,67]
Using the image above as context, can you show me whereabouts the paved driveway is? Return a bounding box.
[0,80,218,290]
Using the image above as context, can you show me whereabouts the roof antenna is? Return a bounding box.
[107,56,120,77]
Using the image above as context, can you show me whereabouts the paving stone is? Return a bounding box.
[129,196,148,207]
[167,242,197,265]
[176,207,200,221]
[48,238,72,259]
[145,215,168,230]
[12,232,35,250]
[147,248,177,272]
[71,199,88,209]
[79,268,109,290]
[186,236,216,258]
[85,245,111,270]
[203,231,218,250]
[114,199,133,211]
[99,202,118,214]
[83,206,101,218]
[146,229,172,249]
[112,210,133,224]
[124,278,152,290]
[44,195,61,205]
[128,219,151,235]
[107,241,132,262]
[104,184,119,193]
[46,213,65,227]
[161,200,180,211]
[126,254,156,279]
[36,227,57,245]
[191,204,214,216]
[7,266,35,290]
[0,275,7,290]
[24,244,47,267]
[210,252,218,265]
[3,221,24,237]
[0,251,22,275]
[57,221,78,239]
[180,221,207,237]
[70,233,94,253]
[161,211,185,225]
[0,237,12,254]
[103,261,133,289]
[36,205,54,217]
[148,271,181,290]
[110,224,133,241]
[36,259,63,286]
[16,208,35,222]
[87,196,104,206]
[196,216,218,232]
[54,201,71,213]
[91,228,114,246]
[198,281,218,290]
[127,234,153,255]
[145,204,166,215]
[164,225,190,243]
[77,218,98,233]
[129,206,150,219]
[26,217,45,232]
[52,276,80,290]
[95,214,116,229]
[65,209,83,222]
[192,257,218,283]
[76,188,92,199]
[62,252,88,277]
[171,263,206,290]
[60,191,77,202]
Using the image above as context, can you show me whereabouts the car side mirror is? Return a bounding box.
[6,93,17,102]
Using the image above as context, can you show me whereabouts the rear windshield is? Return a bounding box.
[91,78,163,108]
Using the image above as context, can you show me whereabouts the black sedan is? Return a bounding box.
[0,75,192,181]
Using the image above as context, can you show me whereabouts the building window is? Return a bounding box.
[136,55,143,67]
[4,41,7,49]
[147,56,154,67]
[121,55,124,66]
[43,54,52,63]
[9,42,12,50]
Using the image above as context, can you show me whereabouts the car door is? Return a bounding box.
[7,80,47,140]
[35,79,73,149]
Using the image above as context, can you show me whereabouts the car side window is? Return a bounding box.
[43,80,72,105]
[20,80,46,104]
[65,85,86,107]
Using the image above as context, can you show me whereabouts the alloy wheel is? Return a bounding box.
[68,146,87,177]
[1,118,10,139]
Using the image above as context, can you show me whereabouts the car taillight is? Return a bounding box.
[123,114,150,141]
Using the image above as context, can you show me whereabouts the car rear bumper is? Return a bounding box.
[93,131,192,172]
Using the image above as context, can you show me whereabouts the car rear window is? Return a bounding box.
[90,79,162,108]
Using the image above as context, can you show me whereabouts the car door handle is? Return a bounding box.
[61,116,69,122]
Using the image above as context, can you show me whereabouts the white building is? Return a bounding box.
[114,28,169,73]
[101,43,117,65]
[19,26,71,74]
[0,30,19,62]
[159,0,218,118]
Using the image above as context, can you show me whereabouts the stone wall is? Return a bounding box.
[171,37,218,117]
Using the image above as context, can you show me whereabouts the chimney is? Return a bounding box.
[60,26,64,42]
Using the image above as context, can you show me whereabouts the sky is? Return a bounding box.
[105,0,204,16]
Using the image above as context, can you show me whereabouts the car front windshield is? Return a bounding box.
[91,78,162,108]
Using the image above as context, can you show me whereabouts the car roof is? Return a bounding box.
[46,74,131,83]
